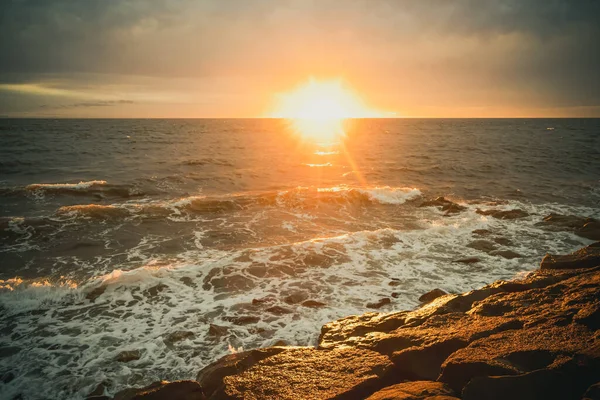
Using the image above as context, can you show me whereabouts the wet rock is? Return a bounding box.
[419,289,447,303]
[366,381,457,400]
[112,380,205,400]
[246,264,266,278]
[204,347,393,400]
[144,283,169,297]
[283,291,309,305]
[577,221,600,241]
[453,257,480,264]
[86,381,109,399]
[179,277,195,287]
[166,331,194,343]
[367,298,391,309]
[420,197,466,215]
[223,315,260,325]
[86,286,107,302]
[584,382,600,400]
[1,371,15,383]
[540,242,600,270]
[272,340,289,346]
[0,346,21,358]
[265,305,293,315]
[493,237,512,246]
[388,280,401,287]
[115,350,141,363]
[302,300,326,308]
[472,229,492,236]
[467,240,497,253]
[476,208,529,219]
[539,214,600,241]
[489,249,522,259]
[391,292,400,298]
[207,324,228,337]
[251,295,275,305]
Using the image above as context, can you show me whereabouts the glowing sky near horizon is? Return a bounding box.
[0,0,599,118]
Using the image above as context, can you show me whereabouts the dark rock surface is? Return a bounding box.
[475,208,529,219]
[419,289,448,303]
[115,350,141,363]
[112,243,600,399]
[420,197,467,216]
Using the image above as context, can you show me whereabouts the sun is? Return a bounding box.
[268,79,384,142]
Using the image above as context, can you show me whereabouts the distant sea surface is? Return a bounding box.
[1,118,599,399]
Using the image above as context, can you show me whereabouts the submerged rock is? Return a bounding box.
[301,300,326,308]
[166,331,194,343]
[115,350,141,363]
[489,249,522,259]
[420,197,467,216]
[453,257,481,264]
[539,213,600,241]
[476,208,529,219]
[366,298,392,309]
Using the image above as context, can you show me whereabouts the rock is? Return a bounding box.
[472,229,492,236]
[251,295,275,305]
[583,382,600,400]
[207,324,228,337]
[539,214,600,241]
[283,292,309,304]
[453,257,480,264]
[144,283,169,297]
[476,208,528,219]
[0,346,21,358]
[112,380,205,400]
[577,221,600,241]
[419,289,447,303]
[204,347,393,400]
[420,197,466,215]
[265,305,293,315]
[366,381,457,400]
[461,368,586,400]
[301,300,326,308]
[391,292,400,298]
[223,315,260,325]
[1,371,15,384]
[492,237,512,246]
[489,249,522,259]
[86,286,107,302]
[115,244,600,400]
[540,242,600,270]
[466,240,497,253]
[166,331,194,343]
[115,350,141,363]
[389,280,401,287]
[367,298,391,309]
[197,348,286,397]
[179,277,195,287]
[272,340,289,346]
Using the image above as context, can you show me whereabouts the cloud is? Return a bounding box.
[0,0,598,116]
[40,99,135,109]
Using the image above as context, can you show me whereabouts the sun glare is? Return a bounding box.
[268,79,384,141]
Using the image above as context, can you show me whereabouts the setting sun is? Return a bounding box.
[268,79,385,141]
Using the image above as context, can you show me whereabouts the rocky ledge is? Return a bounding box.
[105,242,600,400]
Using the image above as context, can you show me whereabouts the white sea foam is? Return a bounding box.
[0,197,597,399]
[26,180,107,191]
[358,186,422,205]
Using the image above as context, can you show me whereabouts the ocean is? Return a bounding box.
[0,118,599,399]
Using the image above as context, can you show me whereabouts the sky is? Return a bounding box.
[0,0,599,118]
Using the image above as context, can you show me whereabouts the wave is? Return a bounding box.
[26,180,107,191]
[57,204,130,219]
[20,180,145,199]
[52,186,423,222]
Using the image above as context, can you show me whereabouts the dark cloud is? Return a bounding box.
[40,99,135,109]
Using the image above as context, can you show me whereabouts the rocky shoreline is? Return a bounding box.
[98,240,600,400]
